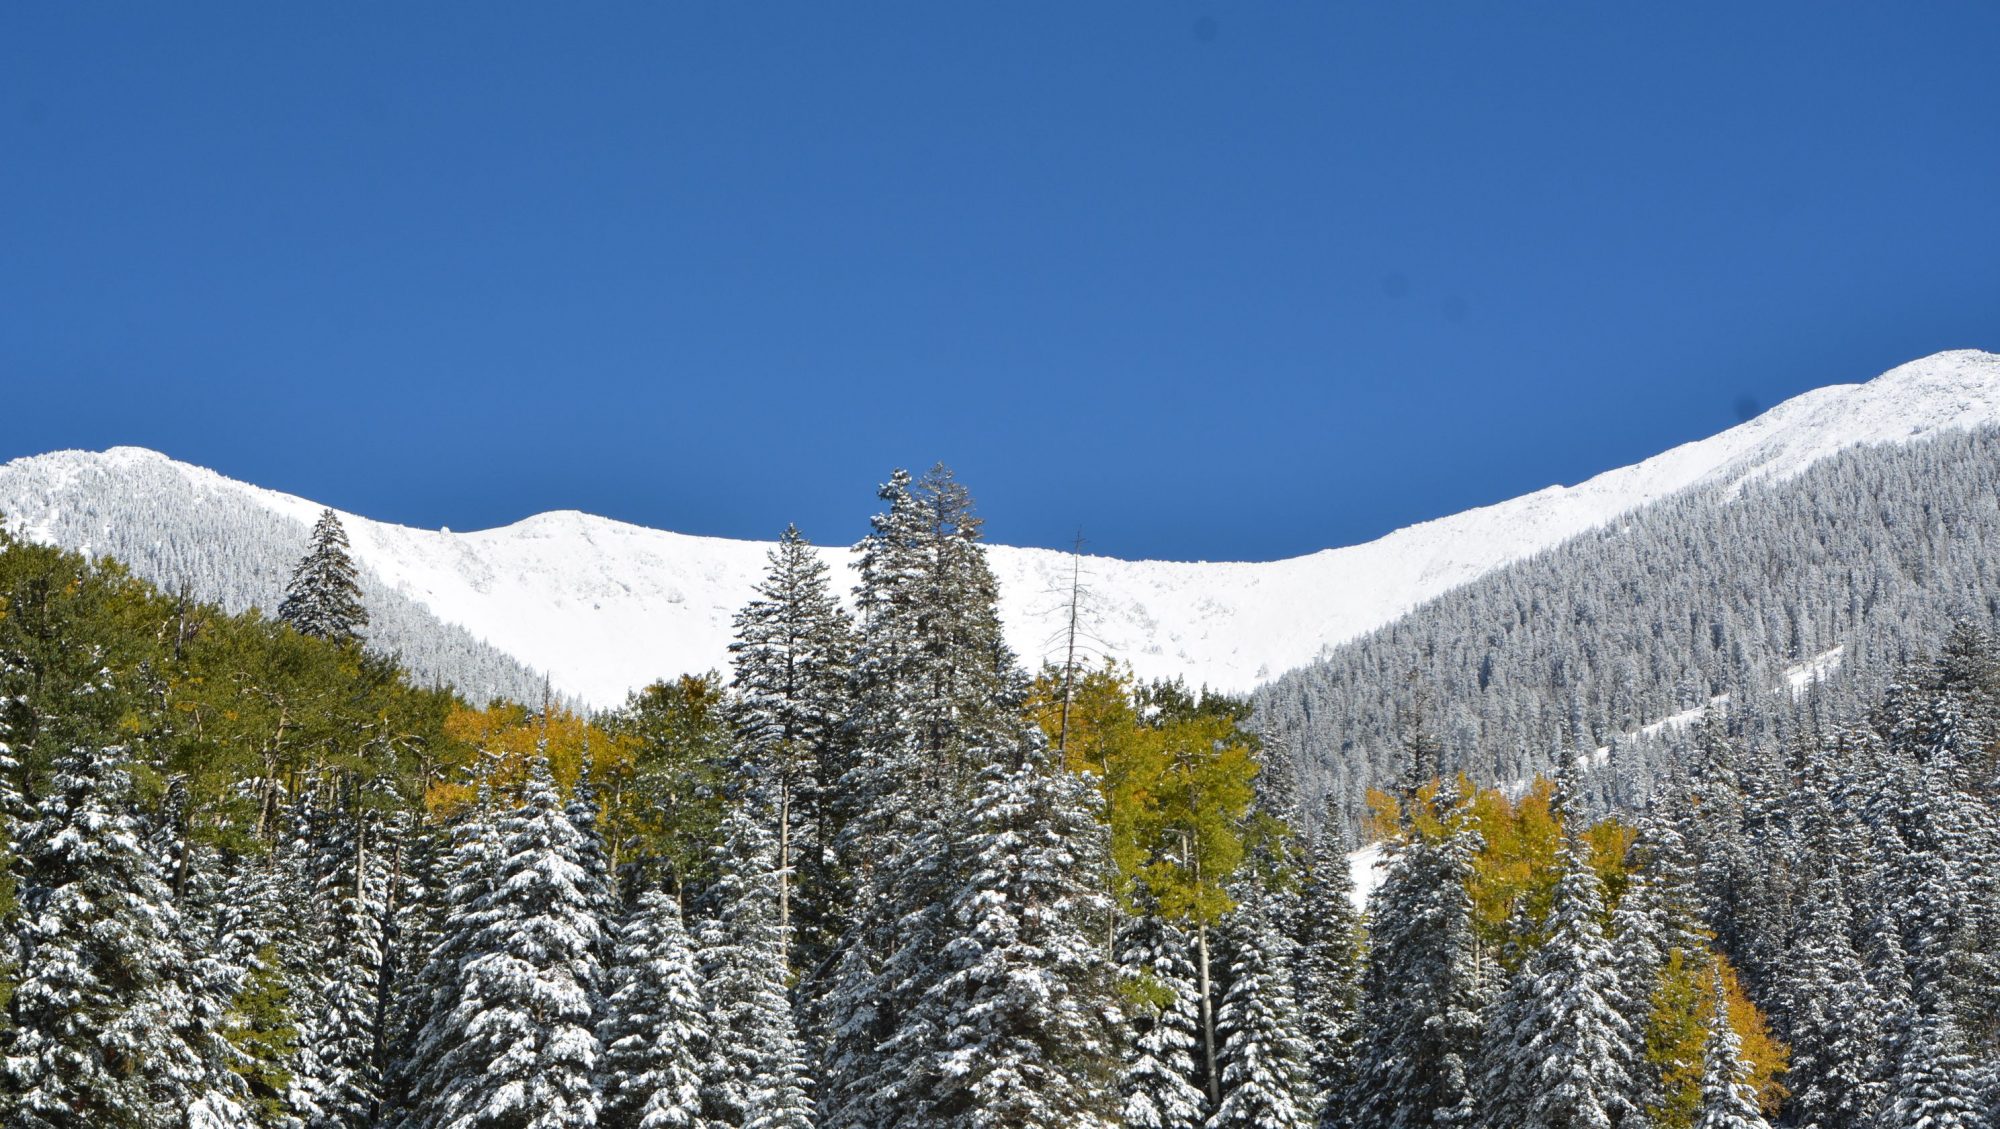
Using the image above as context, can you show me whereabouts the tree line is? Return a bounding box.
[0,462,1995,1128]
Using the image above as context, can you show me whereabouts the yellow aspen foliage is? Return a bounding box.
[1645,950,1789,1129]
[430,702,637,817]
[1026,663,1259,925]
[1465,778,1563,956]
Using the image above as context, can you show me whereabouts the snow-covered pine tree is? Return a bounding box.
[393,784,504,1129]
[1207,879,1314,1129]
[1690,970,1771,1129]
[1291,804,1363,1125]
[915,736,1124,1129]
[423,756,603,1129]
[1478,827,1640,1129]
[278,509,369,644]
[1881,997,1985,1129]
[730,523,854,973]
[1118,910,1209,1129]
[1776,869,1883,1129]
[0,741,250,1129]
[598,889,708,1129]
[215,853,307,1128]
[1350,774,1484,1129]
[1606,874,1668,1118]
[698,798,813,1129]
[305,785,392,1129]
[816,466,1026,1129]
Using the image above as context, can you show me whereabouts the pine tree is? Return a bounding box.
[917,738,1124,1129]
[1291,806,1363,1125]
[817,465,1025,1129]
[1478,829,1640,1129]
[0,742,248,1128]
[730,523,854,970]
[598,890,707,1129]
[1118,911,1208,1129]
[698,799,814,1129]
[423,756,604,1129]
[1777,870,1883,1129]
[1351,777,1485,1129]
[305,792,391,1129]
[1690,971,1770,1129]
[279,509,369,644]
[1881,1000,1984,1129]
[1207,880,1314,1129]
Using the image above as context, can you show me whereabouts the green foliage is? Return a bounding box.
[223,946,301,1126]
[602,673,733,896]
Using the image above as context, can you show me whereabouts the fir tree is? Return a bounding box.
[698,799,813,1129]
[1207,880,1315,1129]
[423,757,603,1129]
[1478,829,1640,1129]
[918,738,1125,1129]
[0,742,247,1128]
[598,890,707,1129]
[1690,971,1770,1129]
[279,510,369,644]
[1118,910,1208,1129]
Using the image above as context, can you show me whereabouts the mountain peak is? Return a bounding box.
[3,351,1996,705]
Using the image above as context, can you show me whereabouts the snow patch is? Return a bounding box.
[0,353,1989,707]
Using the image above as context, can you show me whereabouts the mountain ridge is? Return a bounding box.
[3,349,1995,707]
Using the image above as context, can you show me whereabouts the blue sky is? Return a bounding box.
[4,5,1997,561]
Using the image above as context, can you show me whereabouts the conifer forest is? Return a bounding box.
[2,459,1998,1129]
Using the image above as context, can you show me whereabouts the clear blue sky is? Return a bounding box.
[4,5,1997,561]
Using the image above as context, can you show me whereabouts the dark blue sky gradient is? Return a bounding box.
[4,5,1997,560]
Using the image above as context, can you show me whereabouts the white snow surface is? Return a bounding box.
[2,351,1996,708]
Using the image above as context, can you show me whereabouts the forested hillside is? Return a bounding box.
[0,449,551,706]
[1,464,1995,1129]
[1257,426,2000,831]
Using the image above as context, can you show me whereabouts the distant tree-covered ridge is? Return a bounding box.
[0,459,1995,1128]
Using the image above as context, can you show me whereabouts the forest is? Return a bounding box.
[0,464,1995,1129]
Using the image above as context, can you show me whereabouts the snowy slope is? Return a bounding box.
[2,350,1996,708]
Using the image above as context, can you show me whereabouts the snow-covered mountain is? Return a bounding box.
[2,349,1996,708]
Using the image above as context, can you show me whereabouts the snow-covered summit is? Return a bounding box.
[2,350,1995,707]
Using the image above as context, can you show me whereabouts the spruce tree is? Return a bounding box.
[730,523,854,970]
[1690,972,1770,1129]
[1478,829,1640,1129]
[396,790,505,1129]
[1291,806,1363,1125]
[0,742,247,1128]
[598,890,707,1129]
[1351,776,1484,1129]
[817,465,1025,1129]
[917,738,1124,1129]
[1207,880,1315,1129]
[1777,870,1883,1129]
[1881,1000,1984,1129]
[422,757,603,1129]
[279,510,369,644]
[1118,910,1208,1129]
[305,793,391,1129]
[698,799,813,1129]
